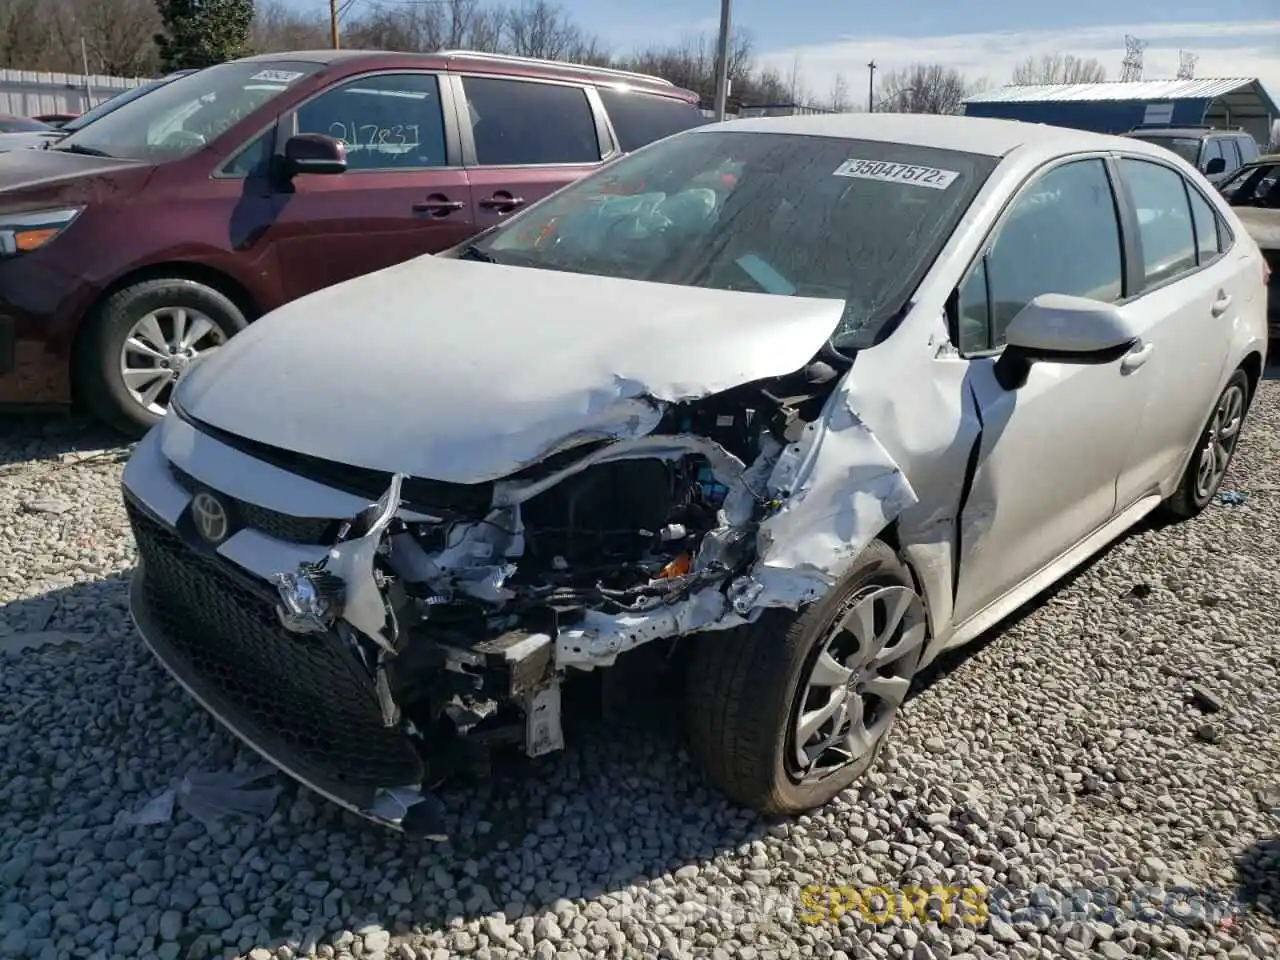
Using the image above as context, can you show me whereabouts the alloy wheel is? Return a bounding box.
[119,306,226,415]
[1194,381,1246,501]
[790,584,926,781]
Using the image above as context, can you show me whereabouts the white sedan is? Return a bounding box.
[120,113,1267,836]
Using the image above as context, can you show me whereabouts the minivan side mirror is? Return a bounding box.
[994,293,1139,390]
[1205,156,1227,176]
[284,133,347,176]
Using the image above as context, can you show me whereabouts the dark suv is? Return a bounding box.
[0,50,704,434]
[1124,125,1260,183]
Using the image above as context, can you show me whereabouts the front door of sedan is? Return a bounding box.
[270,70,476,303]
[949,157,1153,626]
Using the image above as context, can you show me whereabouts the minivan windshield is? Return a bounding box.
[60,73,192,134]
[472,128,995,348]
[55,60,322,161]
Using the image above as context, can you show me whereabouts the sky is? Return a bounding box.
[540,1,1280,104]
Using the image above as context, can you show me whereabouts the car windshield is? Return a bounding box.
[55,60,321,161]
[1129,135,1202,165]
[1219,161,1280,207]
[62,76,181,133]
[0,117,52,132]
[472,128,996,349]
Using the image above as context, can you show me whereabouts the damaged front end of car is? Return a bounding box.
[244,353,910,835]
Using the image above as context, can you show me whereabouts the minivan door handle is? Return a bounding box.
[1211,291,1233,316]
[479,192,525,213]
[413,195,465,216]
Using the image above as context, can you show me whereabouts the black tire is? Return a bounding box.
[684,540,925,816]
[75,278,248,439]
[1158,368,1251,521]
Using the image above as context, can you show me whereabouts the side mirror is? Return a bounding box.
[284,133,346,176]
[1205,156,1227,176]
[994,293,1138,390]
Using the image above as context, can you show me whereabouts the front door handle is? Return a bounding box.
[1121,341,1155,373]
[1211,291,1233,317]
[479,193,525,213]
[413,195,465,216]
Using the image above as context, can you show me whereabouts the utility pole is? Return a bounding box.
[867,60,876,112]
[80,37,92,110]
[712,0,732,121]
[330,0,341,49]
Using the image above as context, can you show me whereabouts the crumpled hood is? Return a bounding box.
[177,255,847,483]
[1235,206,1280,250]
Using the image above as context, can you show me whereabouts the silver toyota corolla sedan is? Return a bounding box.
[120,113,1268,836]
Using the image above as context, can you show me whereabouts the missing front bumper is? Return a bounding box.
[124,495,451,834]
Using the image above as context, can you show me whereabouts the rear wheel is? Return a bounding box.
[684,540,926,815]
[1159,368,1250,521]
[76,278,246,438]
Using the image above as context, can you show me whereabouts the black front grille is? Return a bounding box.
[168,463,338,545]
[126,497,423,803]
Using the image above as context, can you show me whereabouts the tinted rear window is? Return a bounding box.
[597,88,707,153]
[1129,135,1202,165]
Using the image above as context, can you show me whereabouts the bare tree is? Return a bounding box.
[1011,53,1107,85]
[876,63,973,115]
[251,0,328,53]
[826,72,851,112]
[503,0,602,62]
[0,0,63,70]
[51,0,159,75]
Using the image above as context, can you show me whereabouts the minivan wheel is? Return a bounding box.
[1158,368,1250,521]
[684,540,926,816]
[77,278,247,438]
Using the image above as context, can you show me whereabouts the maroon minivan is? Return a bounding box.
[0,50,703,434]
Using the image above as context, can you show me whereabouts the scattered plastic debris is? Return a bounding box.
[1216,490,1250,506]
[118,765,281,829]
[20,497,72,515]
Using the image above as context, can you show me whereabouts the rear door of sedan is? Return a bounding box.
[1108,155,1241,507]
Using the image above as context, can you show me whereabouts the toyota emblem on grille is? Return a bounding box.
[191,491,231,545]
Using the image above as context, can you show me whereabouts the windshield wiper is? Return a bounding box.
[53,143,112,158]
[458,243,498,263]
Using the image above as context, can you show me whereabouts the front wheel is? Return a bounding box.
[684,540,927,815]
[1158,368,1250,521]
[76,278,247,438]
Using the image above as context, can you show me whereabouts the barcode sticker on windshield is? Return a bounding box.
[833,158,959,190]
[250,70,305,83]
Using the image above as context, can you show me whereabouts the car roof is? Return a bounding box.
[235,48,693,99]
[697,112,1182,161]
[1127,127,1221,137]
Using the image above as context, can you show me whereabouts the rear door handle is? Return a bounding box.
[413,197,465,215]
[1211,291,1233,316]
[1121,341,1155,373]
[479,194,525,212]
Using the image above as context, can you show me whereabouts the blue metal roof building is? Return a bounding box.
[962,78,1279,148]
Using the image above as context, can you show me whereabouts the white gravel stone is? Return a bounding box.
[4,387,1280,959]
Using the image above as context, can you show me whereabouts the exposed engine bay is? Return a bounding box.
[267,359,849,819]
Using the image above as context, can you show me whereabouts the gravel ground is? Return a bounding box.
[3,384,1280,960]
